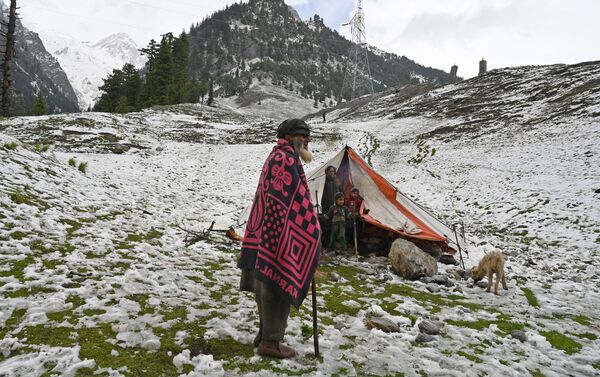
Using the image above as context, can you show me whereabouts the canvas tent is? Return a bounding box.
[306,146,466,254]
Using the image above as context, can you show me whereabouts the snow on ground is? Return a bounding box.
[0,95,599,376]
[220,81,326,120]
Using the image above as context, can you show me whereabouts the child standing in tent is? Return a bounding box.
[346,187,366,244]
[324,192,349,253]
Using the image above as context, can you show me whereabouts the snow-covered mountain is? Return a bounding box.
[35,31,147,110]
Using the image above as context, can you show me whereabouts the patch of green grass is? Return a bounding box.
[593,361,600,370]
[186,275,202,283]
[126,233,143,242]
[3,141,17,150]
[114,241,135,250]
[530,368,545,377]
[68,157,77,167]
[78,162,88,173]
[145,228,163,240]
[540,331,582,355]
[207,336,254,359]
[521,287,539,307]
[457,350,483,364]
[9,190,34,206]
[161,306,187,321]
[121,229,163,247]
[125,293,154,315]
[9,230,29,240]
[66,295,86,309]
[57,243,76,256]
[47,310,78,324]
[0,255,35,281]
[0,308,27,338]
[83,309,106,316]
[573,332,597,340]
[29,239,50,253]
[573,315,591,326]
[209,283,235,302]
[20,325,75,347]
[34,143,50,152]
[322,283,364,317]
[447,313,524,336]
[42,258,60,270]
[59,218,83,238]
[77,323,180,376]
[95,211,123,221]
[4,286,56,298]
[111,261,130,270]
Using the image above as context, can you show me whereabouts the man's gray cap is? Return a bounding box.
[277,119,310,138]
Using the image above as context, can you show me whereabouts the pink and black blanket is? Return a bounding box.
[239,140,321,308]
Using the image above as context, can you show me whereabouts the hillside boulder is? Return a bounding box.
[389,239,438,280]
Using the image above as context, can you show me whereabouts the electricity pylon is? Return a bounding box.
[340,0,374,101]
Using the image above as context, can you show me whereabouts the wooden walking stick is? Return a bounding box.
[352,209,359,260]
[311,277,320,357]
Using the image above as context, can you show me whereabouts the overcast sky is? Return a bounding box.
[18,0,600,78]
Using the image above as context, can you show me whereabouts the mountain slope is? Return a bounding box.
[312,60,600,125]
[0,2,79,114]
[187,0,450,104]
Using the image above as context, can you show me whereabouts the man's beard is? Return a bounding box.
[293,139,314,163]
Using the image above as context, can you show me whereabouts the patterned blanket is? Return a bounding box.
[239,140,321,308]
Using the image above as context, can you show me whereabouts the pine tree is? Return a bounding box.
[95,68,125,112]
[114,96,130,114]
[121,64,142,111]
[31,91,48,115]
[139,39,159,67]
[185,79,202,103]
[145,34,175,106]
[172,32,190,103]
[207,80,214,106]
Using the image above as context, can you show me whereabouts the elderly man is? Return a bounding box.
[238,119,321,358]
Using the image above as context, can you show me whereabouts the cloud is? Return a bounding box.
[20,0,239,45]
[364,0,600,77]
[17,0,600,78]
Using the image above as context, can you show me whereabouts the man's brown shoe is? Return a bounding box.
[257,341,296,358]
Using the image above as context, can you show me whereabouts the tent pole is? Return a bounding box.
[453,223,466,269]
[315,190,320,214]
